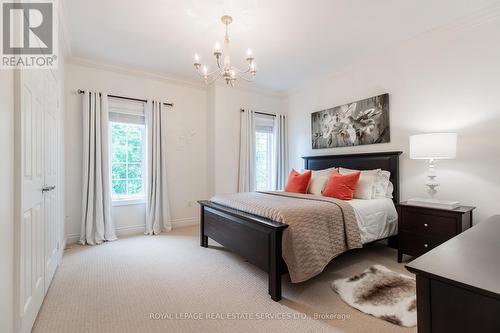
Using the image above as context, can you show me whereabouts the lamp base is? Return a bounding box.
[407,198,460,210]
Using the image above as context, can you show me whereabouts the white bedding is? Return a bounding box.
[348,198,398,244]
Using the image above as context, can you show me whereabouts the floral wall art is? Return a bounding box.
[311,93,390,149]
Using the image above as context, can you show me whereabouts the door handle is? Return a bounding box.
[42,185,56,193]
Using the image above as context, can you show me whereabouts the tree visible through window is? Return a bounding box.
[111,122,145,201]
[254,115,275,191]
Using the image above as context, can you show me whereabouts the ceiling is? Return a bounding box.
[64,0,499,92]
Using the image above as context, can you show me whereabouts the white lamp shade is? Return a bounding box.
[410,133,457,159]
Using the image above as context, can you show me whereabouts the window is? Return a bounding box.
[109,99,146,203]
[254,114,275,191]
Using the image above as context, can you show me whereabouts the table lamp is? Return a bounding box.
[408,133,460,209]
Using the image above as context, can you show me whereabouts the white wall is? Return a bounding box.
[0,69,14,333]
[209,84,287,195]
[64,60,209,241]
[65,61,287,242]
[287,16,500,223]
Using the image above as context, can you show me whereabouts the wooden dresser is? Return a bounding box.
[406,215,500,333]
[397,203,475,262]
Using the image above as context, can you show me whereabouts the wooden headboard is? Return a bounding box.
[303,151,402,203]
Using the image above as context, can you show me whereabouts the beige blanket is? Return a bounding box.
[210,191,362,283]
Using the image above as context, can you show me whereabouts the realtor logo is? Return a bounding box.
[1,0,58,68]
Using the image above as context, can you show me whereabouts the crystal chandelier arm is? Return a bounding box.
[206,71,223,85]
[235,61,256,80]
[233,64,251,74]
[195,66,220,78]
[236,72,255,82]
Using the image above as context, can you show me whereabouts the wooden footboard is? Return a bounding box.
[198,200,288,301]
[198,151,402,302]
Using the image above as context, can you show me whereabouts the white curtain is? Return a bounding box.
[80,91,117,245]
[273,114,288,190]
[238,109,256,192]
[145,100,172,235]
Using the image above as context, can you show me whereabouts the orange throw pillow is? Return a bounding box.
[323,172,361,200]
[284,169,312,194]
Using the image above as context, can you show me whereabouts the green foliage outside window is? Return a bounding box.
[111,122,145,199]
[255,131,269,191]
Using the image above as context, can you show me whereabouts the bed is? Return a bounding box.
[198,151,402,301]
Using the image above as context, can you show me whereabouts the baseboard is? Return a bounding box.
[171,217,199,229]
[65,233,80,245]
[65,217,200,245]
[115,224,145,237]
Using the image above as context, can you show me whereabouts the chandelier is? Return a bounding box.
[193,15,256,86]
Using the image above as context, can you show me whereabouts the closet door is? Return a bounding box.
[18,67,62,333]
[19,69,46,333]
[43,70,60,292]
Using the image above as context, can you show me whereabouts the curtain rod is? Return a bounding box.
[240,108,283,118]
[77,89,173,107]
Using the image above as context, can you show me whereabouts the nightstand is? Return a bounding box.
[397,202,475,262]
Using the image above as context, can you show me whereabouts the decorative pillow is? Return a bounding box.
[385,181,394,199]
[374,170,392,198]
[312,167,337,178]
[308,176,329,195]
[307,167,338,195]
[284,169,312,194]
[339,167,378,200]
[322,172,361,200]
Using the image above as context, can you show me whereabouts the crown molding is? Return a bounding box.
[286,2,500,96]
[213,81,287,99]
[66,56,207,90]
[391,1,500,49]
[66,56,287,98]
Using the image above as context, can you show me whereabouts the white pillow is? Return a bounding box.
[339,167,378,200]
[307,167,337,195]
[373,170,391,198]
[308,176,329,195]
[385,181,394,199]
[312,167,337,177]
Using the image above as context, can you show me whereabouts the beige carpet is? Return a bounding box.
[33,226,417,333]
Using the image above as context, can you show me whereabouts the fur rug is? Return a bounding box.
[332,265,416,327]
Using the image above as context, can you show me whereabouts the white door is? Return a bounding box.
[19,69,46,333]
[43,70,59,292]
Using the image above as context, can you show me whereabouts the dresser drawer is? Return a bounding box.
[399,231,446,257]
[400,208,457,238]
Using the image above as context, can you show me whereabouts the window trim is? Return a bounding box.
[112,198,146,207]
